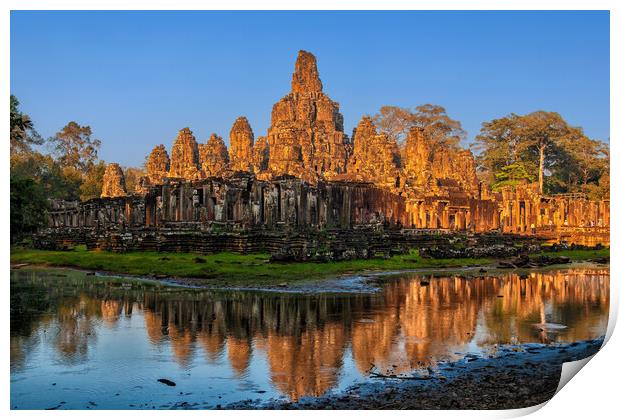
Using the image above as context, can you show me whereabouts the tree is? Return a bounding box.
[372,104,465,151]
[474,111,573,194]
[10,95,43,156]
[123,167,145,194]
[372,106,414,146]
[10,175,48,243]
[50,122,101,171]
[11,152,82,201]
[79,161,107,201]
[491,163,535,191]
[473,114,523,179]
[558,131,607,190]
[410,104,466,151]
[516,111,572,194]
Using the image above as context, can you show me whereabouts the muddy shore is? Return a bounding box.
[10,260,607,295]
[225,338,603,410]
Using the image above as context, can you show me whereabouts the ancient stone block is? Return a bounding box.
[100,163,127,198]
[229,117,254,172]
[146,144,170,184]
[291,50,323,94]
[431,147,479,195]
[199,133,230,178]
[169,128,202,180]
[402,127,434,192]
[267,50,349,183]
[347,116,401,188]
[252,136,270,172]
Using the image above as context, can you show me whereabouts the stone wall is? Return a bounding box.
[41,174,609,255]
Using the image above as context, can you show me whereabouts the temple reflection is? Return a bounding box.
[10,268,609,401]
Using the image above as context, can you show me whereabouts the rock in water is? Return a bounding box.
[157,378,176,386]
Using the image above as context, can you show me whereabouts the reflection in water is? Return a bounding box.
[10,267,609,406]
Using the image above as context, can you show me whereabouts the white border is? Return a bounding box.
[2,2,616,419]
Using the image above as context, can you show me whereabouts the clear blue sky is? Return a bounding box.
[11,10,610,167]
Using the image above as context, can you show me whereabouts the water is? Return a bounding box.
[10,266,609,409]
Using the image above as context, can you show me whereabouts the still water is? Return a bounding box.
[10,267,609,409]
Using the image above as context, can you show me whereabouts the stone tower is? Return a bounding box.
[169,128,201,180]
[402,127,435,193]
[267,50,349,183]
[100,163,127,198]
[348,116,401,188]
[403,127,431,180]
[199,133,229,178]
[229,117,255,172]
[146,144,170,184]
[252,136,270,172]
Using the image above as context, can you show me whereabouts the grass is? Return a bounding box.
[10,246,609,286]
[535,248,610,260]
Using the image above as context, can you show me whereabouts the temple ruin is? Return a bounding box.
[36,50,610,256]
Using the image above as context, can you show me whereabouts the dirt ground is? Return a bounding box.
[226,338,603,410]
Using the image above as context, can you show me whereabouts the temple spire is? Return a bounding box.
[291,50,323,94]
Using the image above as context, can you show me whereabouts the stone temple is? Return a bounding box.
[37,50,610,259]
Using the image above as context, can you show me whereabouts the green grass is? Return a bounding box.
[11,246,491,286]
[10,246,608,286]
[535,248,610,261]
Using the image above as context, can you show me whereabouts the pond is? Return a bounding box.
[10,266,609,409]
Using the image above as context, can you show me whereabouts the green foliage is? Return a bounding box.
[10,95,43,156]
[474,111,609,198]
[50,121,101,172]
[80,161,107,201]
[10,175,48,242]
[11,152,82,201]
[10,95,110,206]
[491,163,535,191]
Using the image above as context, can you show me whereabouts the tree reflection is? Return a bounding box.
[10,267,610,400]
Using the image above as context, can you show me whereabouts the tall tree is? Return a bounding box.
[50,122,101,171]
[11,152,82,201]
[10,175,48,242]
[410,104,466,151]
[474,111,573,194]
[472,114,523,178]
[10,95,43,155]
[372,104,465,151]
[516,111,572,194]
[372,106,414,146]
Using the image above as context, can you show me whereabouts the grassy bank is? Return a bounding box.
[10,246,609,286]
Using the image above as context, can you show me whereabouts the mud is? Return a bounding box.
[226,338,603,410]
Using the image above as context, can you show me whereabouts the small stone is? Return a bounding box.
[157,378,176,386]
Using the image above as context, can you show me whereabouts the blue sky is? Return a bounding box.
[11,10,610,167]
